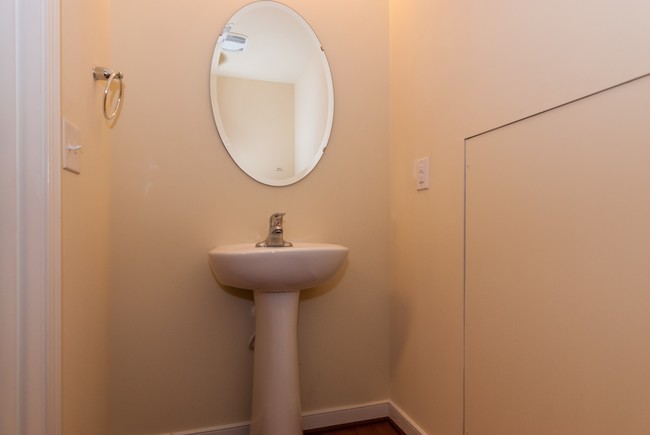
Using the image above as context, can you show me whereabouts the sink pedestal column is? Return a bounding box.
[250,290,302,435]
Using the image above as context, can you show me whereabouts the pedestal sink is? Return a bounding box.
[208,243,349,435]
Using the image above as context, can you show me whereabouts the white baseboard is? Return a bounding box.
[388,401,427,435]
[301,401,391,430]
[171,401,424,435]
[171,420,249,435]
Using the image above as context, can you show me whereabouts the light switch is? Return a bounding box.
[63,119,82,174]
[415,157,429,191]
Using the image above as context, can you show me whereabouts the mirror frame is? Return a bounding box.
[210,1,334,187]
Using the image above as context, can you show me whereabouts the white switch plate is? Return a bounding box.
[415,157,429,191]
[62,119,81,174]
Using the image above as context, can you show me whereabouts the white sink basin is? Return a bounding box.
[208,242,348,292]
[208,241,348,434]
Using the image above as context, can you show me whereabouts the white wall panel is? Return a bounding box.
[466,75,650,434]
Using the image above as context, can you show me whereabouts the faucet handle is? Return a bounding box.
[256,212,292,247]
[270,212,285,228]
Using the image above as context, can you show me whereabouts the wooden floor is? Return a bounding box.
[304,418,404,435]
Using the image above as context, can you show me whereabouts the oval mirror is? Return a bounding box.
[209,1,334,186]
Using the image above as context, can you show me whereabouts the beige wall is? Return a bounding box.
[465,76,650,435]
[108,1,389,433]
[389,0,650,433]
[60,0,112,433]
[61,0,650,433]
[217,76,295,180]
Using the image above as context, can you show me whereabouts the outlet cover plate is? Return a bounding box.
[62,118,81,174]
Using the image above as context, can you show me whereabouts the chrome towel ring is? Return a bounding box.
[92,65,124,120]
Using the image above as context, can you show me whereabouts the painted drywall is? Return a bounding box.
[217,76,296,179]
[108,1,390,433]
[389,0,650,433]
[60,0,112,432]
[465,76,650,434]
[61,1,650,433]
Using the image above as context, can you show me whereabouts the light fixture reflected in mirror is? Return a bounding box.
[219,25,248,52]
[209,1,334,186]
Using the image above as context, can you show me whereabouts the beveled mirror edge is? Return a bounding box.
[209,0,335,187]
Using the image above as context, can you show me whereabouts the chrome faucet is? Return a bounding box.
[256,212,293,247]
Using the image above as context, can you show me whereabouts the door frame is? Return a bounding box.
[0,0,61,433]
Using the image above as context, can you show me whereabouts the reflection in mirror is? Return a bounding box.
[210,1,334,186]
